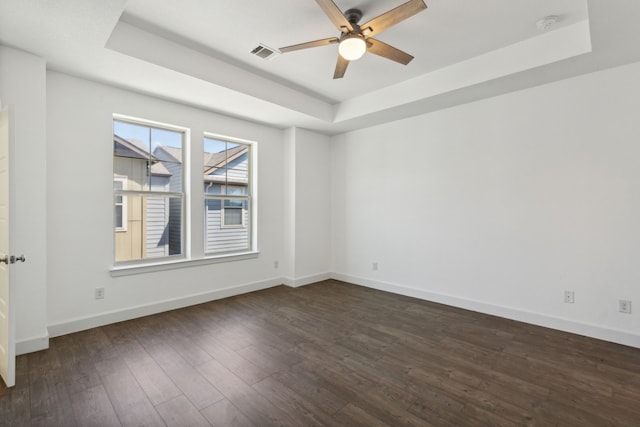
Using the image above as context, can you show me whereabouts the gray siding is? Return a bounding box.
[205,151,250,253]
[205,199,250,253]
[164,161,183,255]
[146,176,170,258]
[209,156,248,184]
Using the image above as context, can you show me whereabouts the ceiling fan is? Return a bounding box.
[279,0,427,79]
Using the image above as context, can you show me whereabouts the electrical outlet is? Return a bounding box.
[95,287,105,300]
[372,262,378,271]
[274,260,279,269]
[564,291,575,304]
[619,300,632,314]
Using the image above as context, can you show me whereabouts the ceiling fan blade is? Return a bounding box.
[333,55,349,79]
[315,0,353,33]
[280,37,339,53]
[367,38,414,65]
[359,0,427,37]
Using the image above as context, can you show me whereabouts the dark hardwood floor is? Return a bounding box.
[1,279,639,426]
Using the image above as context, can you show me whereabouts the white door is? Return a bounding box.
[0,106,16,387]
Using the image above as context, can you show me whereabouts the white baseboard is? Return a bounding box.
[41,272,640,351]
[16,332,49,356]
[332,272,640,349]
[47,278,282,338]
[283,272,332,288]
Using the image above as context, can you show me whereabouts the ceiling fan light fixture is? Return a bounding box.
[338,34,367,61]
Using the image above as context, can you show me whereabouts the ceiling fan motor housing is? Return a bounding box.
[344,8,363,25]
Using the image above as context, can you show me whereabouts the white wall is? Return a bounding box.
[9,48,640,351]
[282,128,332,286]
[46,72,286,336]
[0,46,49,354]
[331,61,640,348]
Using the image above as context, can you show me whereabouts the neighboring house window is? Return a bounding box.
[204,136,252,254]
[222,185,246,228]
[113,118,185,263]
[114,175,127,231]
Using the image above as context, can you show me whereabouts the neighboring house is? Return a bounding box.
[113,134,175,261]
[113,136,249,261]
[202,144,250,254]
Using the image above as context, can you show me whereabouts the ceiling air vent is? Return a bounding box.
[250,44,280,61]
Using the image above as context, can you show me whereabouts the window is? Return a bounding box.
[204,136,252,254]
[113,175,127,231]
[113,118,184,263]
[112,115,256,271]
[222,185,247,228]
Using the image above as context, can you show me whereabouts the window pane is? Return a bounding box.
[203,138,227,167]
[224,207,242,225]
[114,121,151,160]
[227,147,249,185]
[151,128,183,193]
[205,198,249,253]
[114,120,183,193]
[149,161,182,193]
[204,138,228,195]
[115,195,182,262]
[114,156,149,191]
[114,185,127,231]
[224,199,243,208]
[226,185,247,196]
[115,205,123,229]
[205,183,223,195]
[203,138,249,196]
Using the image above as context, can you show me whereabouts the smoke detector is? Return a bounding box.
[536,15,559,31]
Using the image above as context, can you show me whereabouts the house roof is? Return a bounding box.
[114,135,247,182]
[204,145,247,174]
[155,145,182,163]
[114,134,149,160]
[114,135,173,177]
[150,162,172,177]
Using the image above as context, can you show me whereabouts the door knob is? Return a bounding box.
[0,254,26,264]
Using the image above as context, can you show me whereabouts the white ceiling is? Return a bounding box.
[1,1,640,134]
[121,0,587,102]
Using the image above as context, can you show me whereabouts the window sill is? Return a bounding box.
[110,251,259,277]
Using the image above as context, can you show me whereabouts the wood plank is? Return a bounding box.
[195,333,271,385]
[156,395,211,427]
[252,376,335,426]
[196,358,299,427]
[200,398,256,427]
[333,403,392,427]
[29,368,77,427]
[70,384,121,427]
[145,342,224,410]
[123,347,182,406]
[271,368,348,415]
[97,359,166,427]
[0,355,31,426]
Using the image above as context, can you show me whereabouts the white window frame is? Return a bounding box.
[203,134,255,256]
[110,118,259,276]
[112,114,187,266]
